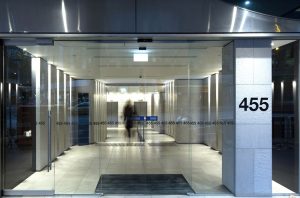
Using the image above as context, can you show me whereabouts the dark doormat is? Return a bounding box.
[95,174,195,195]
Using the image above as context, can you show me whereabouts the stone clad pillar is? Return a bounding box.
[222,39,272,197]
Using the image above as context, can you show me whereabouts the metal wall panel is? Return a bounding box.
[0,40,3,192]
[0,0,300,34]
[136,0,300,33]
[0,0,135,33]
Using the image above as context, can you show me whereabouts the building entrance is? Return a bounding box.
[2,38,279,196]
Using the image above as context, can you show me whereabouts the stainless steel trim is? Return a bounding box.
[3,189,55,196]
[47,110,52,172]
[1,0,300,34]
[1,33,300,40]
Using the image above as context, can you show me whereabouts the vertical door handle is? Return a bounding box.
[47,110,52,171]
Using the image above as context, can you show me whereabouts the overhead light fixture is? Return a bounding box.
[23,48,27,51]
[134,46,148,62]
[244,1,251,6]
[134,53,148,62]
[120,87,127,93]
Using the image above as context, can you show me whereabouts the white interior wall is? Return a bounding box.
[50,65,57,160]
[94,80,107,142]
[152,92,165,132]
[173,79,203,143]
[202,73,222,151]
[57,70,65,155]
[32,58,49,171]
[217,71,222,152]
[107,92,153,127]
[64,74,71,149]
[164,81,175,138]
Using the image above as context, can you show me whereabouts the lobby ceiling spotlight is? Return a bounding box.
[134,47,148,62]
[244,1,251,6]
[134,53,148,62]
[120,87,127,93]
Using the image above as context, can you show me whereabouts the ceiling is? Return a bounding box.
[19,40,294,85]
[20,41,229,84]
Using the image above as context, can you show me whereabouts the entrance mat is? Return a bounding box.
[95,174,195,195]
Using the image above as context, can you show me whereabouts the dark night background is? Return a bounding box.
[223,0,300,18]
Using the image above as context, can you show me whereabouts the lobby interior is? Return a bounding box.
[2,39,298,196]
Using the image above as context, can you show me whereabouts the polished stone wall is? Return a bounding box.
[222,40,272,196]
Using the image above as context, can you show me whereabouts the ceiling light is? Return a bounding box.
[23,48,27,51]
[120,88,127,93]
[134,53,148,62]
[244,1,250,6]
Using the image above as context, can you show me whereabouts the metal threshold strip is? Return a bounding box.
[3,189,55,196]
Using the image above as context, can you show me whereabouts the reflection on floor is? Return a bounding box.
[272,180,295,194]
[14,135,226,194]
[103,128,175,145]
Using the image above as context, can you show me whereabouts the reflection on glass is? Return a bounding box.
[3,42,229,195]
[4,46,33,189]
[272,41,299,192]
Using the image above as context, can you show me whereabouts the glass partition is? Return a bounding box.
[272,40,299,194]
[3,40,230,195]
[3,46,55,194]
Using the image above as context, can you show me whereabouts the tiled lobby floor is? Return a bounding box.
[12,129,296,197]
[105,128,175,144]
[14,129,226,195]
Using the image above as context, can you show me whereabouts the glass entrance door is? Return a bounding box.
[2,39,229,195]
[3,46,55,195]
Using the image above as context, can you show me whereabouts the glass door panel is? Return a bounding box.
[4,40,228,195]
[3,46,55,195]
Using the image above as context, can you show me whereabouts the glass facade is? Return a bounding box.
[4,46,33,189]
[0,39,299,196]
[1,41,229,195]
[272,41,299,192]
[1,0,300,196]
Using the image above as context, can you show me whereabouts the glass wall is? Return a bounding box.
[3,46,55,192]
[2,41,230,195]
[272,40,299,193]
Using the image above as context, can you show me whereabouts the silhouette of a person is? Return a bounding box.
[123,100,134,138]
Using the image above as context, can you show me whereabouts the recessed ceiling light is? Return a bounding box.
[134,53,148,62]
[120,88,127,93]
[244,1,250,6]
